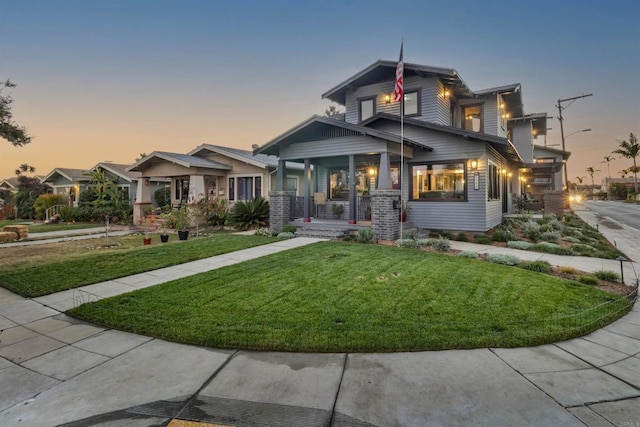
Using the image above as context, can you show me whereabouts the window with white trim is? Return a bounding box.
[229,176,262,201]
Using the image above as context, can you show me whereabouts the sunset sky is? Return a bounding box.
[1,0,638,183]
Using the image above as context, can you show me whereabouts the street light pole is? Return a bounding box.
[557,93,593,191]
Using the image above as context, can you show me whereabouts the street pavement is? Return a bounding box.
[0,211,639,426]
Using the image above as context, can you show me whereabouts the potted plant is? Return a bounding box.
[142,232,152,245]
[331,203,344,219]
[159,213,171,243]
[169,207,191,240]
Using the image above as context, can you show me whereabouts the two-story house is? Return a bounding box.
[256,60,559,234]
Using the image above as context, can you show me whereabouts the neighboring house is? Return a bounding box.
[255,59,564,233]
[41,164,168,207]
[41,168,92,206]
[128,144,305,224]
[0,177,20,194]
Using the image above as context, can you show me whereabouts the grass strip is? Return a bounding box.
[69,241,633,352]
[0,234,279,297]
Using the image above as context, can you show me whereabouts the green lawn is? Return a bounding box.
[0,234,280,297]
[69,241,633,352]
[0,220,102,233]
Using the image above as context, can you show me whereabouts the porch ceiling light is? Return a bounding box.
[369,168,376,176]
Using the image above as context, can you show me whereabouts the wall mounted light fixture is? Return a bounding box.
[470,160,478,169]
[384,94,392,104]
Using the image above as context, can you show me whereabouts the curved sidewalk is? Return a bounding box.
[0,238,639,425]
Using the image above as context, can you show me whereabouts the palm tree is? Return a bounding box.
[585,167,599,199]
[619,168,629,178]
[612,133,639,195]
[574,176,585,191]
[14,163,35,176]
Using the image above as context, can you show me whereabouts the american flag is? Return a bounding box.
[393,41,404,103]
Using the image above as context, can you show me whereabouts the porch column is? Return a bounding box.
[371,189,401,241]
[269,190,295,233]
[348,154,356,224]
[133,178,152,225]
[303,159,311,222]
[188,175,206,202]
[377,152,392,189]
[276,159,286,191]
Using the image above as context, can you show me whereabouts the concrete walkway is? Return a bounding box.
[0,213,639,426]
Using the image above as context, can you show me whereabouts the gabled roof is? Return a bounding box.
[476,83,523,118]
[188,144,304,170]
[322,60,472,105]
[362,113,525,165]
[127,151,233,172]
[92,163,141,182]
[255,115,430,157]
[42,168,92,183]
[510,112,551,137]
[0,177,20,190]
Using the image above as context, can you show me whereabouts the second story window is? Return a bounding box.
[359,97,375,122]
[463,104,483,132]
[404,90,420,116]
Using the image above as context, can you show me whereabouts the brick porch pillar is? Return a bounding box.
[543,190,565,218]
[269,190,295,233]
[371,189,400,241]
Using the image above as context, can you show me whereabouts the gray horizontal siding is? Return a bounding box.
[512,122,534,163]
[280,136,388,160]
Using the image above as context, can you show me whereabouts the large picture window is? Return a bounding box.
[410,162,466,201]
[229,176,262,202]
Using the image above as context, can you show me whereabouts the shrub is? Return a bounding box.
[254,228,272,237]
[563,227,584,238]
[457,251,478,259]
[402,230,418,240]
[58,206,77,222]
[473,234,492,244]
[355,229,375,244]
[432,238,451,252]
[416,238,436,247]
[558,266,579,275]
[548,218,564,231]
[455,232,469,242]
[594,270,620,282]
[540,231,561,242]
[572,243,596,255]
[34,194,65,220]
[578,275,599,286]
[487,254,521,266]
[561,236,581,244]
[518,260,552,274]
[539,223,554,233]
[228,197,269,230]
[491,227,512,242]
[282,224,297,234]
[395,239,419,248]
[522,220,541,241]
[154,187,171,208]
[277,232,295,239]
[507,241,532,250]
[429,230,444,238]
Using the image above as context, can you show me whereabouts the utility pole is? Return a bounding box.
[557,93,593,191]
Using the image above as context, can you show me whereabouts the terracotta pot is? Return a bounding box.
[143,237,152,245]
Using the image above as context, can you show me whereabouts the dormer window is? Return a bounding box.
[358,96,376,122]
[463,104,483,132]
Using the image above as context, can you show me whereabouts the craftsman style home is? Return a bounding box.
[256,60,563,236]
[128,144,304,224]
